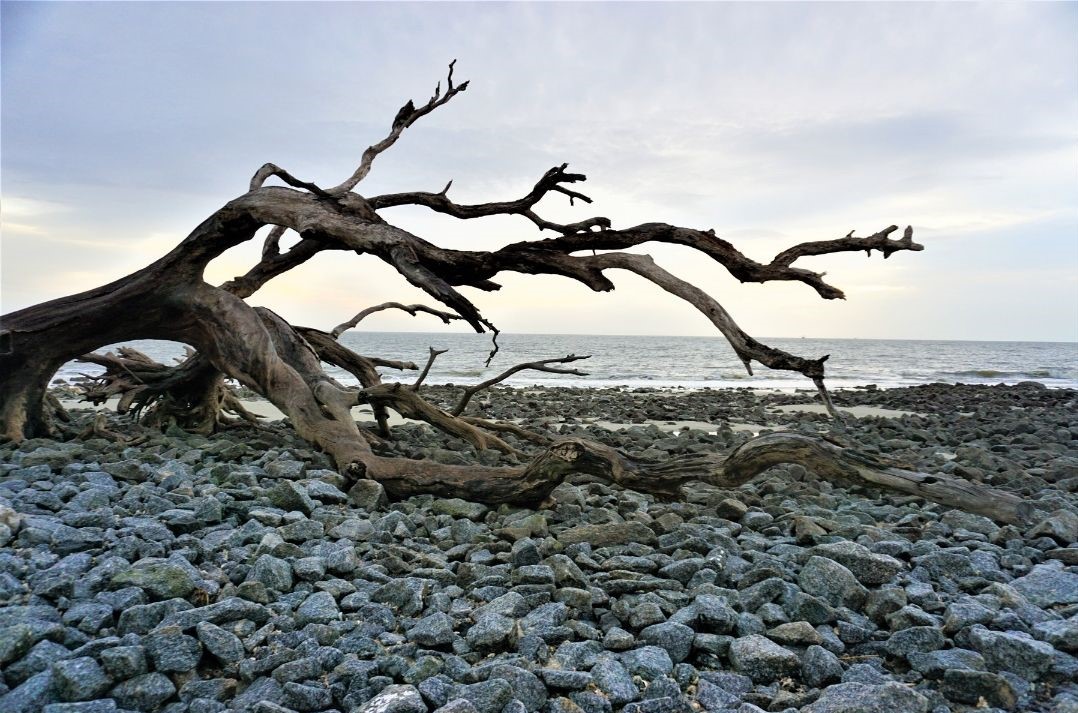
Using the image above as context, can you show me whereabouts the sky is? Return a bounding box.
[2,1,1077,342]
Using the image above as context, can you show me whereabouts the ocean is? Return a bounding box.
[53,332,1078,392]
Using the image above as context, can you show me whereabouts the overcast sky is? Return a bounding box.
[2,1,1076,342]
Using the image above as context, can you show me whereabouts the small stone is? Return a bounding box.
[42,702,119,713]
[714,498,749,520]
[728,635,800,683]
[695,680,740,711]
[283,681,332,711]
[941,670,1017,709]
[1034,619,1078,652]
[100,646,147,680]
[408,612,455,647]
[802,682,928,713]
[798,557,867,609]
[539,670,592,691]
[640,622,695,663]
[767,621,823,646]
[907,649,986,679]
[294,591,340,626]
[1029,509,1078,543]
[802,645,843,687]
[620,646,674,680]
[435,701,479,713]
[812,541,905,585]
[431,498,489,520]
[196,622,244,663]
[466,614,514,651]
[591,657,638,705]
[1010,563,1078,608]
[51,658,111,702]
[0,624,35,664]
[110,560,196,600]
[356,684,427,713]
[144,626,203,673]
[602,627,635,651]
[511,539,541,567]
[293,557,326,582]
[109,672,176,711]
[489,665,547,712]
[884,626,945,658]
[452,679,514,713]
[558,522,657,547]
[248,555,293,592]
[348,480,388,510]
[968,625,1057,680]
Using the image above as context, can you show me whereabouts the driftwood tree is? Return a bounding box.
[0,64,1033,524]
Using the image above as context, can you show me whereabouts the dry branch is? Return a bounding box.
[452,354,591,416]
[331,302,463,338]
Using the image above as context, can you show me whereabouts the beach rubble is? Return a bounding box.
[1,382,1076,713]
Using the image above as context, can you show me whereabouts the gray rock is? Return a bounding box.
[293,556,327,582]
[408,612,455,647]
[294,591,340,626]
[695,680,740,711]
[798,557,867,609]
[109,672,176,711]
[196,622,244,663]
[941,670,1017,709]
[640,622,695,663]
[620,646,674,679]
[100,646,147,680]
[466,614,514,651]
[812,541,905,585]
[728,635,800,683]
[43,702,119,713]
[766,621,824,646]
[452,679,514,713]
[907,649,986,679]
[884,626,945,658]
[513,565,555,586]
[51,658,111,702]
[1029,509,1078,543]
[432,498,489,520]
[490,665,547,712]
[144,626,202,673]
[802,645,843,687]
[283,681,332,710]
[603,628,636,652]
[591,657,638,705]
[1010,563,1078,607]
[802,682,928,713]
[1034,619,1078,652]
[0,671,59,713]
[968,625,1057,680]
[557,523,656,547]
[248,554,294,592]
[348,480,388,511]
[356,684,428,713]
[435,701,479,713]
[538,670,592,691]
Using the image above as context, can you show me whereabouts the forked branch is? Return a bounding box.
[452,354,591,416]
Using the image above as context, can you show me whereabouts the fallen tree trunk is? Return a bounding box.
[5,62,1002,526]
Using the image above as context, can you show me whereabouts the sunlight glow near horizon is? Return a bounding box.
[2,2,1076,342]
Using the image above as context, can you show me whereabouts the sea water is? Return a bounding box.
[53,332,1078,391]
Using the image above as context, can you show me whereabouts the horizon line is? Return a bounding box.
[339,330,1078,346]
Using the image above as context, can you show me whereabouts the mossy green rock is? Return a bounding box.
[111,560,197,599]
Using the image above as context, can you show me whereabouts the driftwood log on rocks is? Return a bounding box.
[1,61,1029,525]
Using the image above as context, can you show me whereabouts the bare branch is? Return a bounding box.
[413,347,449,391]
[770,225,923,267]
[331,301,463,338]
[452,354,591,415]
[370,163,613,235]
[326,60,469,195]
[249,163,331,196]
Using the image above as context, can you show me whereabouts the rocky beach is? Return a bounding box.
[1,383,1076,713]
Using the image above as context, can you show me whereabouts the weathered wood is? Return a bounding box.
[0,63,983,526]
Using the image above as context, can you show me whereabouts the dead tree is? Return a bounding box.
[2,62,1030,523]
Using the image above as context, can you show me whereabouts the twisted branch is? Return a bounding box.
[452,354,591,416]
